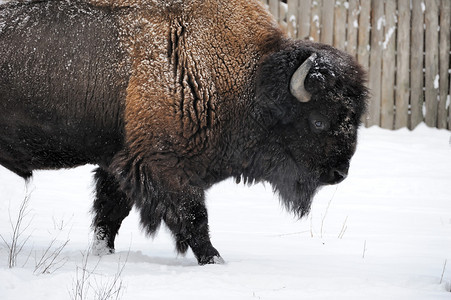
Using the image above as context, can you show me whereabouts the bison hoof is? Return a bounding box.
[198,255,225,265]
[91,239,115,256]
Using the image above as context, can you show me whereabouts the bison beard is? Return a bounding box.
[0,0,368,265]
[270,164,319,218]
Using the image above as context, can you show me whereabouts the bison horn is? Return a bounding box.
[290,53,317,103]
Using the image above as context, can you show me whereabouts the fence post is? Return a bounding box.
[286,0,298,38]
[424,0,439,128]
[298,0,312,40]
[438,0,450,129]
[310,0,322,42]
[321,0,334,45]
[381,0,396,129]
[449,75,451,130]
[333,0,347,51]
[269,0,280,24]
[410,0,425,130]
[395,0,411,129]
[346,0,359,57]
[357,0,371,125]
[367,0,384,127]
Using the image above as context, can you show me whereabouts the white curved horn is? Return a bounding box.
[290,53,317,103]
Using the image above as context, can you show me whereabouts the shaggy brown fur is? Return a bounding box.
[110,0,283,188]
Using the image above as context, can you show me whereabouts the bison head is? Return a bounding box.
[251,41,368,217]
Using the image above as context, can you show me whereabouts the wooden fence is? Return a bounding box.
[260,0,451,130]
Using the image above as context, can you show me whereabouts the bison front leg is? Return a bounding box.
[91,167,132,255]
[163,187,224,265]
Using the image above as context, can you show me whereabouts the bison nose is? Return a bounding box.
[331,168,347,184]
[320,163,349,185]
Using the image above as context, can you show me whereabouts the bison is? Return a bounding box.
[0,0,368,264]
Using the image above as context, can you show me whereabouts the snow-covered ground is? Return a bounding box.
[0,125,450,299]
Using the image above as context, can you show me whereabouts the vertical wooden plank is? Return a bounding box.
[279,1,288,32]
[395,0,411,129]
[358,0,371,69]
[346,0,359,57]
[449,73,451,130]
[298,0,312,40]
[381,0,397,129]
[410,0,425,130]
[321,0,334,45]
[310,0,323,42]
[287,0,298,38]
[358,0,371,126]
[269,0,280,22]
[367,0,384,127]
[333,0,347,51]
[424,0,439,128]
[438,0,450,129]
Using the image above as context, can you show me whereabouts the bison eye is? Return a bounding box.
[308,112,329,133]
[314,120,325,129]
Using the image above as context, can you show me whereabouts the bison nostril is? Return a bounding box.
[332,162,350,184]
[319,163,349,185]
[332,169,347,183]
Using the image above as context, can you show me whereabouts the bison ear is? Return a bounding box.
[290,53,317,103]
